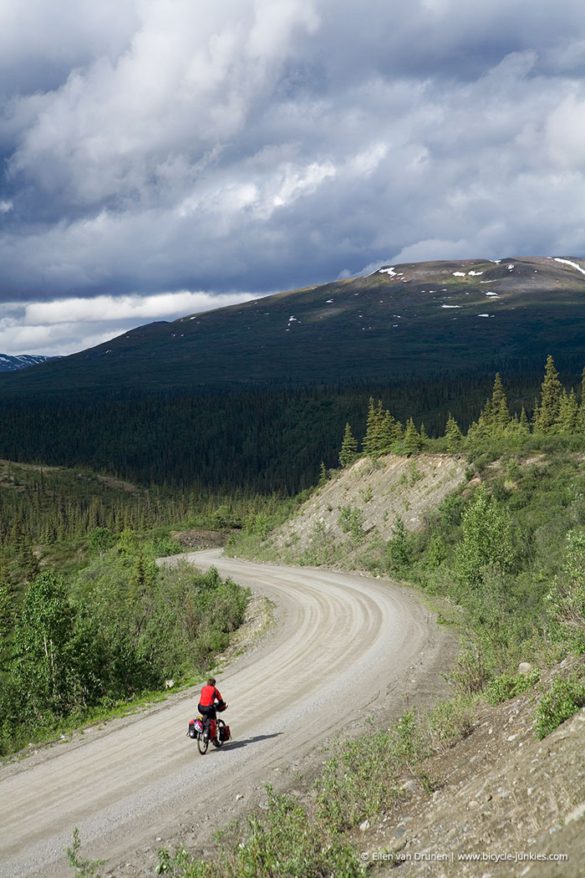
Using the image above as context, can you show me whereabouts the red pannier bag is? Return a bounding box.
[220,724,231,742]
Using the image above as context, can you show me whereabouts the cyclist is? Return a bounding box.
[198,677,226,739]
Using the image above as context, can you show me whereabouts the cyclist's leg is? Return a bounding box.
[198,704,214,737]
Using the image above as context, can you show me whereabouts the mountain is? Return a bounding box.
[2,256,585,397]
[2,255,585,493]
[0,353,56,373]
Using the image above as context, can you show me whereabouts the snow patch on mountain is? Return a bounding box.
[0,354,55,373]
[553,257,585,277]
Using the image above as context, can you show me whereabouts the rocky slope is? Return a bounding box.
[366,658,585,877]
[265,453,468,567]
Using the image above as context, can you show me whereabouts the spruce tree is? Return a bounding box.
[558,388,578,434]
[402,417,422,454]
[339,423,358,468]
[380,408,401,451]
[516,407,531,438]
[534,355,563,432]
[472,373,510,438]
[363,398,380,456]
[364,399,399,456]
[444,414,463,451]
[490,373,510,432]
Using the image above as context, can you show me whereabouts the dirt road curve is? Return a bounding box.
[0,551,452,878]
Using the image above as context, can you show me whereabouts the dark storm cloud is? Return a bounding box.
[1,0,585,353]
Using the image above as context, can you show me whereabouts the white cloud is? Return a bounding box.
[23,290,255,324]
[390,238,477,264]
[5,1,320,206]
[545,92,585,169]
[0,290,256,355]
[1,0,585,319]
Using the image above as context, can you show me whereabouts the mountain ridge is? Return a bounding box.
[2,255,585,396]
[0,353,56,373]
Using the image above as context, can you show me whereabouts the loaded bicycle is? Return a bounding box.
[188,703,230,754]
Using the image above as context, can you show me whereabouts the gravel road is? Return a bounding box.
[0,550,453,877]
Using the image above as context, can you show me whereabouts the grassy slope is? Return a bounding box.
[0,460,142,572]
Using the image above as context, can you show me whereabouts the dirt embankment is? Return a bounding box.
[171,528,233,549]
[268,453,467,566]
[362,657,585,878]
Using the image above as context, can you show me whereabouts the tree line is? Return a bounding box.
[0,365,560,495]
[338,356,585,465]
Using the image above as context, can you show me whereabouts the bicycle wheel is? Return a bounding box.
[211,719,225,749]
[197,732,209,754]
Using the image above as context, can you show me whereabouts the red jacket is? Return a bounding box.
[199,684,222,707]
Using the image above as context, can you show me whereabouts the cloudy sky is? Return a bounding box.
[2,0,585,355]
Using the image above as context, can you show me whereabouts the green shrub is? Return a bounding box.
[337,506,364,543]
[546,529,585,653]
[427,696,475,749]
[485,670,540,705]
[156,848,212,877]
[386,517,415,575]
[450,639,495,695]
[315,712,429,832]
[157,789,364,878]
[151,535,184,557]
[454,487,516,588]
[534,676,585,739]
[424,533,447,570]
[88,528,115,554]
[66,828,104,877]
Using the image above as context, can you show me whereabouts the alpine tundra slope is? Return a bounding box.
[0,550,453,878]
